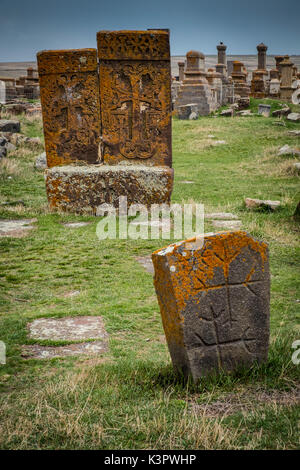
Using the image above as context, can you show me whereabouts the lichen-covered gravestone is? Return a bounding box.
[37,49,101,167]
[38,30,173,213]
[152,231,270,381]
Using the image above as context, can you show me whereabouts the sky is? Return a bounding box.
[0,0,299,61]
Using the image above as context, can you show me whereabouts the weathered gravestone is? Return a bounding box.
[39,30,173,212]
[0,81,6,104]
[37,49,101,167]
[152,231,270,381]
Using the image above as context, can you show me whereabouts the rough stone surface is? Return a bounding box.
[97,30,171,167]
[46,164,174,212]
[35,152,47,170]
[28,316,108,341]
[21,341,108,359]
[288,130,300,136]
[278,145,300,157]
[220,109,233,117]
[245,198,281,211]
[136,255,154,274]
[272,107,291,117]
[37,49,101,167]
[258,104,271,117]
[287,113,300,122]
[0,120,20,133]
[211,220,242,230]
[62,222,91,228]
[152,231,270,380]
[0,218,37,237]
[178,103,198,120]
[206,213,238,220]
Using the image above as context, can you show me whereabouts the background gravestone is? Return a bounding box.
[37,49,101,168]
[152,231,270,381]
[0,80,6,104]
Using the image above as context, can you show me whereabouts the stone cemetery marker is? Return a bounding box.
[0,81,6,104]
[37,49,101,167]
[152,231,270,381]
[97,30,172,167]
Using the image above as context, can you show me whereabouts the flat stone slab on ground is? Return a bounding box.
[245,198,281,211]
[278,145,300,157]
[211,220,242,230]
[136,256,154,274]
[287,113,300,122]
[152,231,270,381]
[288,130,300,136]
[205,212,238,220]
[180,180,194,184]
[0,218,37,237]
[62,222,91,228]
[21,340,108,359]
[28,316,108,341]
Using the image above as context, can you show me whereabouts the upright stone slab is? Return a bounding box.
[97,30,172,167]
[175,50,216,115]
[152,231,270,380]
[0,81,6,104]
[37,49,101,167]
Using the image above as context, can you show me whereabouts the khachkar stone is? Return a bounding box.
[280,56,294,101]
[37,49,101,167]
[97,30,172,168]
[44,30,173,213]
[175,51,216,116]
[231,61,250,98]
[152,231,270,381]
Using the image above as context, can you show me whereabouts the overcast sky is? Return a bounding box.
[0,0,299,61]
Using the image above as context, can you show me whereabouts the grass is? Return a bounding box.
[0,99,299,449]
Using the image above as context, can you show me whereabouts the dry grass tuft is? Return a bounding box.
[0,157,21,176]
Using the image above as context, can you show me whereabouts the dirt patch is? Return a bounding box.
[190,387,300,418]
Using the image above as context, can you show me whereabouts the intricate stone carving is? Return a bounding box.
[37,49,100,167]
[97,31,172,167]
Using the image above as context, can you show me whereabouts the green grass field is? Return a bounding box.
[0,99,299,449]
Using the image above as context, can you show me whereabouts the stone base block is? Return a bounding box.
[45,164,174,213]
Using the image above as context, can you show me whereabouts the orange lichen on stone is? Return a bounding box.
[97,30,172,167]
[37,49,101,168]
[152,231,270,380]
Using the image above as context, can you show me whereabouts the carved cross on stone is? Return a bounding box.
[152,231,270,381]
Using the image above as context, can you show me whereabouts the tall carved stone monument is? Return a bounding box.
[38,30,173,213]
[38,49,101,167]
[175,50,216,115]
[152,231,270,381]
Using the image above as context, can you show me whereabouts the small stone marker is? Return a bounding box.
[245,198,281,211]
[205,212,238,220]
[152,231,270,380]
[258,104,271,117]
[287,113,300,122]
